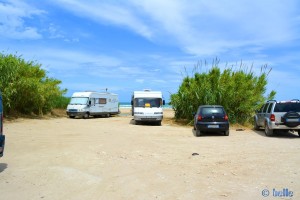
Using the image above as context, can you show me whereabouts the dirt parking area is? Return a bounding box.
[0,109,299,200]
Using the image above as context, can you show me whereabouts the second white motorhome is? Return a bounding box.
[131,89,165,125]
[66,91,119,119]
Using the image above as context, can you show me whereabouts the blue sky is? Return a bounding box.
[1,0,300,102]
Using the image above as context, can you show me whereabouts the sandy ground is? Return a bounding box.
[0,108,299,200]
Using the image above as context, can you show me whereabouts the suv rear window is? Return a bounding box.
[274,103,300,112]
[201,107,224,115]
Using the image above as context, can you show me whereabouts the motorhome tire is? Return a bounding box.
[83,113,89,119]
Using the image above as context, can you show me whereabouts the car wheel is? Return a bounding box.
[224,130,229,136]
[83,113,89,119]
[264,123,273,136]
[157,121,162,126]
[69,116,75,119]
[195,129,202,137]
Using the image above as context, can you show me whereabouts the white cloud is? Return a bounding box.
[47,0,299,56]
[132,0,299,56]
[135,79,144,83]
[0,0,45,39]
[51,0,153,39]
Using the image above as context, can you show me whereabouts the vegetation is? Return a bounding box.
[170,59,276,125]
[0,53,67,116]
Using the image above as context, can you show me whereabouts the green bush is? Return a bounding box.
[0,53,67,115]
[53,96,70,109]
[170,60,276,125]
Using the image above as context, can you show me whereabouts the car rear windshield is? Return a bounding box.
[201,107,224,115]
[274,103,300,112]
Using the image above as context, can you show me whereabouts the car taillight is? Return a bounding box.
[224,115,228,121]
[270,114,275,121]
[197,115,202,121]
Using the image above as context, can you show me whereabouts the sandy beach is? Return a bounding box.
[0,108,299,200]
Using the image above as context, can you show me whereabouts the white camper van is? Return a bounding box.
[131,89,165,125]
[66,92,119,118]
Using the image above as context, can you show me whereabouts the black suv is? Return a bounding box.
[0,91,5,157]
[193,105,229,136]
[254,99,300,136]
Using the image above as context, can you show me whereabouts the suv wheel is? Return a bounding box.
[264,123,273,137]
[254,120,260,130]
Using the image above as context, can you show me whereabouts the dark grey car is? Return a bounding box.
[193,105,229,136]
[0,91,5,157]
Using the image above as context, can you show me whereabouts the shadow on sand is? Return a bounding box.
[0,163,7,173]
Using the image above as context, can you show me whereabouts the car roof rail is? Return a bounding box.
[291,99,300,102]
[267,99,277,102]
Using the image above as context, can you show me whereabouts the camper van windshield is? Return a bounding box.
[70,97,89,105]
[134,98,162,108]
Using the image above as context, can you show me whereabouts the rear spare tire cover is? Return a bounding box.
[281,111,300,127]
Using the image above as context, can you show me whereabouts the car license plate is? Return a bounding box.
[287,118,300,122]
[208,125,219,128]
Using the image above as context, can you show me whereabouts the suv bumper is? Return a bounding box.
[270,122,300,130]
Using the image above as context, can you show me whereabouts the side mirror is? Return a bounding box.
[88,100,91,105]
[192,112,196,117]
[163,100,165,105]
[131,100,133,105]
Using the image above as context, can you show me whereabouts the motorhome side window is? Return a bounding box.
[90,98,95,105]
[99,98,107,104]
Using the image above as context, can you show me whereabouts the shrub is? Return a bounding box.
[0,53,67,116]
[170,59,276,124]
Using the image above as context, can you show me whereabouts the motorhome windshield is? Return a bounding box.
[69,97,89,105]
[134,98,162,108]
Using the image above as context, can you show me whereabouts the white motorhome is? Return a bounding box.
[66,91,119,118]
[131,89,165,125]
